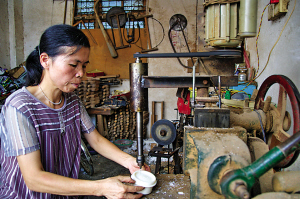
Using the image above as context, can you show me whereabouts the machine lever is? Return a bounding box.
[219,130,300,199]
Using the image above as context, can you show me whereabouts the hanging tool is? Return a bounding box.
[125,14,136,44]
[72,20,98,45]
[63,0,67,24]
[94,0,118,58]
[140,15,158,53]
[106,7,130,50]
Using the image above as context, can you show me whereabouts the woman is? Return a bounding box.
[0,24,150,199]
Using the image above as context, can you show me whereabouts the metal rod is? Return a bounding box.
[218,76,221,108]
[142,76,238,88]
[192,62,196,107]
[133,50,241,58]
[136,112,144,169]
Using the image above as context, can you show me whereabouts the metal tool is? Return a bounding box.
[217,130,300,199]
[151,119,176,146]
[106,7,130,50]
[140,15,158,53]
[94,0,118,58]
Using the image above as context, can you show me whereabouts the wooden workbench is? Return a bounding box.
[142,174,190,199]
[86,106,116,115]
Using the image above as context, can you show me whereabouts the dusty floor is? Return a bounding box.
[78,140,181,199]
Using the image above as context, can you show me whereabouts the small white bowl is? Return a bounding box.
[131,170,157,195]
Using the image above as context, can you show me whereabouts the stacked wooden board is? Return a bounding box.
[76,79,110,108]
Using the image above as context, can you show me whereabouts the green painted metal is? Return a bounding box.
[208,155,249,195]
[219,147,286,198]
[208,156,232,194]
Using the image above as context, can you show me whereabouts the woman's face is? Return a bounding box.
[47,46,90,93]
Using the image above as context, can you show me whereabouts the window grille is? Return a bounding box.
[73,0,146,29]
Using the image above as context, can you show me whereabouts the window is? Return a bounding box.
[73,0,146,30]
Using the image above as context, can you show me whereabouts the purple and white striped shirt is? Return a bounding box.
[0,87,95,198]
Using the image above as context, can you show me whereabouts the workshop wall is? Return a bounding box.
[246,0,300,171]
[0,0,74,70]
[146,0,202,131]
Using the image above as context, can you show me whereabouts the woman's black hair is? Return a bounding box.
[25,24,90,86]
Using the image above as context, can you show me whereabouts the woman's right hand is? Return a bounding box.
[95,175,145,199]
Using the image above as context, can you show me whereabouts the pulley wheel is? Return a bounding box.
[169,14,187,31]
[106,7,126,28]
[209,49,242,58]
[255,75,300,168]
[151,119,176,146]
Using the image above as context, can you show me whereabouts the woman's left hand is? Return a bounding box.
[127,157,151,174]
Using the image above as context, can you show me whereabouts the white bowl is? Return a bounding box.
[131,170,157,195]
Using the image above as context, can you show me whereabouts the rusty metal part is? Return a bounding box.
[129,61,148,112]
[142,76,238,88]
[196,97,219,102]
[230,181,250,199]
[254,75,300,168]
[197,87,209,107]
[129,59,148,169]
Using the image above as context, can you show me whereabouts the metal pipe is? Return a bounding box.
[130,59,148,169]
[136,112,144,168]
[218,76,221,108]
[192,61,196,107]
[133,50,241,58]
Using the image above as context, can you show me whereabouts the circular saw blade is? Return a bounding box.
[151,119,176,146]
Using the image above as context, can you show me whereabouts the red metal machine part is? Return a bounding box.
[254,75,300,168]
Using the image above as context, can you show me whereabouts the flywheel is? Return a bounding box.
[254,75,300,168]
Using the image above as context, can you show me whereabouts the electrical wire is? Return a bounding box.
[150,18,165,49]
[168,20,193,69]
[254,110,267,143]
[239,0,296,92]
[254,0,297,80]
[122,18,141,45]
[134,17,165,50]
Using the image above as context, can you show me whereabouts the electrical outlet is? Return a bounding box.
[268,0,290,21]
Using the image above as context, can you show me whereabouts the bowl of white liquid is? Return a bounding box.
[131,170,157,195]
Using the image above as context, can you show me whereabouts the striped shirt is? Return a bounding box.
[0,87,95,198]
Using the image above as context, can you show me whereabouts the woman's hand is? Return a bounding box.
[95,176,144,199]
[126,156,151,174]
